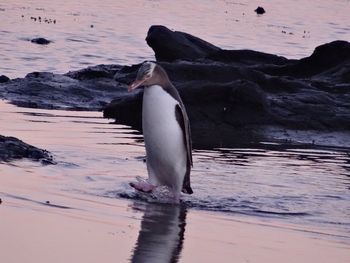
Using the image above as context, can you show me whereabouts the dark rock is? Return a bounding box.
[261,40,350,78]
[31,37,51,45]
[104,27,350,148]
[206,49,289,66]
[0,75,10,83]
[0,135,54,163]
[146,25,220,62]
[104,92,143,129]
[147,26,288,66]
[66,64,121,80]
[255,7,266,15]
[1,25,350,148]
[0,65,125,111]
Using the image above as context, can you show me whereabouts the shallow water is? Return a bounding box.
[1,0,350,78]
[1,100,349,243]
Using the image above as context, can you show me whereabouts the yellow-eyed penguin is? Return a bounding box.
[128,61,193,202]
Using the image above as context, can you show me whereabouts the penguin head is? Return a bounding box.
[128,61,167,92]
[136,61,156,81]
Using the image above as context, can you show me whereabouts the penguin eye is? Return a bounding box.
[145,70,152,78]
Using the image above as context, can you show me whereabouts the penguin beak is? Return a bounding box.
[128,78,146,92]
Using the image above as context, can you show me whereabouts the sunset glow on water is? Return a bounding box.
[0,0,349,78]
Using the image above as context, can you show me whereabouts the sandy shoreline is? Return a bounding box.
[1,189,349,263]
[0,101,349,262]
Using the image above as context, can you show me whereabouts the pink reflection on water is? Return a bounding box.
[0,0,349,78]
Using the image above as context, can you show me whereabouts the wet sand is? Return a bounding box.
[1,188,349,263]
[0,100,349,262]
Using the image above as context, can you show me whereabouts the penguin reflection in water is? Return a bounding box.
[128,61,193,203]
[131,202,187,263]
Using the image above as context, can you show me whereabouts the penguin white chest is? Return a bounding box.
[142,85,186,188]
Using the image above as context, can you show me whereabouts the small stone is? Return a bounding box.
[255,6,266,15]
[31,37,51,45]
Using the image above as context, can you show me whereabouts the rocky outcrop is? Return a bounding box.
[104,26,350,148]
[1,26,349,148]
[0,65,124,110]
[146,25,220,62]
[260,40,350,78]
[0,135,54,163]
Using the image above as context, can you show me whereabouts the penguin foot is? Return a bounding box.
[130,181,156,193]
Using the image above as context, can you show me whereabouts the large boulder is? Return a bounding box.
[146,25,220,62]
[104,26,350,148]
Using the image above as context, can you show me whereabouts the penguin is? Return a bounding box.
[128,61,193,202]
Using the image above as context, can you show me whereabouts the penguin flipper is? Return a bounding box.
[175,104,193,195]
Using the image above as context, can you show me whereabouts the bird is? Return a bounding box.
[128,61,193,202]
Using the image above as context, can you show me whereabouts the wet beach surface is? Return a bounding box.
[1,100,350,262]
[1,100,349,243]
